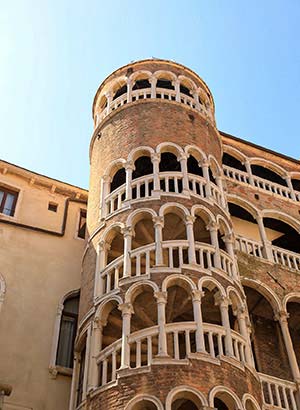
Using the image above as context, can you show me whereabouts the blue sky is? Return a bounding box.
[1,0,300,189]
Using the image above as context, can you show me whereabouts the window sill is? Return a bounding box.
[49,365,73,378]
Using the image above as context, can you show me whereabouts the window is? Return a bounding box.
[77,209,87,239]
[56,294,79,368]
[48,202,58,212]
[0,187,18,216]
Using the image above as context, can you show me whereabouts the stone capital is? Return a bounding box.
[274,310,289,323]
[185,215,196,225]
[154,291,168,304]
[178,153,188,162]
[118,302,134,316]
[99,240,111,252]
[102,174,112,183]
[214,294,230,308]
[125,160,135,171]
[192,289,205,302]
[152,216,164,228]
[150,152,160,162]
[207,221,219,231]
[121,226,134,238]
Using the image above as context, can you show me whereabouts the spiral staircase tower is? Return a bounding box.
[71,59,262,410]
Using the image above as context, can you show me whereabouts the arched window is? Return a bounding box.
[222,153,246,172]
[110,168,126,192]
[56,293,80,368]
[187,155,203,177]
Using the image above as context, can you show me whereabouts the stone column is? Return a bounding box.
[149,76,157,98]
[94,241,109,298]
[285,175,297,200]
[216,296,234,357]
[276,311,300,382]
[100,175,111,219]
[208,222,222,269]
[244,159,255,185]
[185,215,196,265]
[178,153,190,195]
[173,78,180,102]
[89,318,104,389]
[154,291,168,357]
[82,325,92,400]
[153,216,164,266]
[192,290,206,353]
[151,152,161,197]
[122,227,133,278]
[125,160,134,202]
[69,351,80,410]
[105,90,113,116]
[126,78,133,103]
[202,160,212,199]
[119,303,134,369]
[236,306,254,366]
[257,214,274,261]
[222,234,239,280]
[215,175,227,208]
[192,90,201,110]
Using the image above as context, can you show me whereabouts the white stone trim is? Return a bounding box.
[125,394,164,410]
[0,273,6,313]
[208,385,243,409]
[165,385,208,410]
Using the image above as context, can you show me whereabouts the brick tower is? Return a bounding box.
[70,59,300,410]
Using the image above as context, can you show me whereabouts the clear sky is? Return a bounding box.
[1,0,300,189]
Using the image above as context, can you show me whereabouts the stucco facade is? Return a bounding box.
[1,59,300,410]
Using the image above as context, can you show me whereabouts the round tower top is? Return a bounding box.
[92,58,215,120]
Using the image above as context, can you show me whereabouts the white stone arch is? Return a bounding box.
[227,286,245,310]
[0,273,6,312]
[184,144,207,163]
[103,158,126,178]
[198,276,226,297]
[242,394,261,410]
[223,145,247,164]
[159,202,190,219]
[217,214,233,236]
[95,294,123,322]
[165,385,208,410]
[191,204,215,225]
[178,74,198,92]
[126,208,158,228]
[226,194,259,219]
[99,221,125,244]
[262,209,300,233]
[129,70,153,82]
[208,154,222,176]
[289,171,300,180]
[156,141,184,159]
[153,69,177,82]
[242,277,283,313]
[127,145,155,163]
[125,280,159,304]
[162,273,196,293]
[283,292,300,311]
[109,75,128,96]
[125,394,164,410]
[208,385,243,409]
[249,157,288,178]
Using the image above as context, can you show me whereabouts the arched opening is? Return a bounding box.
[156,77,175,100]
[131,400,158,410]
[170,389,203,410]
[159,152,181,172]
[172,399,199,410]
[291,177,300,192]
[251,164,287,186]
[133,78,151,90]
[130,286,158,366]
[244,399,259,410]
[131,214,155,275]
[163,211,188,267]
[222,153,246,172]
[166,282,194,358]
[133,156,153,179]
[244,286,292,380]
[287,300,300,368]
[113,84,127,100]
[187,155,203,177]
[106,227,124,265]
[193,215,210,243]
[228,291,242,333]
[228,203,260,255]
[110,167,126,193]
[209,167,217,185]
[101,300,123,350]
[214,393,236,410]
[201,283,223,356]
[99,300,122,385]
[180,84,192,97]
[263,217,300,253]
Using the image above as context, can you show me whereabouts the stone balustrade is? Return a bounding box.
[259,373,298,410]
